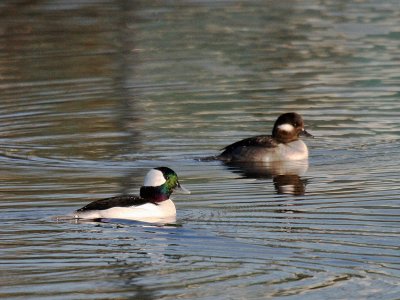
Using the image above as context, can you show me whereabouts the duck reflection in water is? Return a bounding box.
[214,112,312,195]
[223,160,309,195]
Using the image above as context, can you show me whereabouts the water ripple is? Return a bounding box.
[1,0,400,299]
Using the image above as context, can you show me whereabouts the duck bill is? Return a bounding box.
[300,129,314,138]
[175,183,191,194]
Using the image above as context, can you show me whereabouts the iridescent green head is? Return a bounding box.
[140,167,190,202]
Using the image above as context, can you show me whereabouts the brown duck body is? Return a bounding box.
[217,113,312,162]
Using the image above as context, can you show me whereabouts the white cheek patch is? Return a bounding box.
[278,123,295,132]
[143,169,166,186]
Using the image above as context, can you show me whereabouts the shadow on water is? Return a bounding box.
[222,160,309,195]
[0,0,143,161]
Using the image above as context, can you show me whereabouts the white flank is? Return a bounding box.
[277,123,295,132]
[143,169,166,186]
[74,200,176,223]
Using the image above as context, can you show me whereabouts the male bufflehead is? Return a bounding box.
[217,112,313,162]
[73,167,190,223]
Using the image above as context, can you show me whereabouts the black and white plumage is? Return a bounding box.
[73,167,190,223]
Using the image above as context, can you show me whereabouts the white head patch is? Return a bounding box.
[278,123,295,132]
[143,169,166,186]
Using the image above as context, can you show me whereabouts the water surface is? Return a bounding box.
[1,1,400,299]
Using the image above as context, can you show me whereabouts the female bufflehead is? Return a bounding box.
[73,167,190,223]
[217,112,313,162]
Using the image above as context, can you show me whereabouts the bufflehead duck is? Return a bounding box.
[217,112,313,162]
[73,167,190,223]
